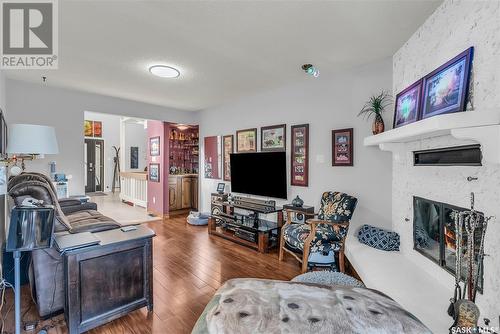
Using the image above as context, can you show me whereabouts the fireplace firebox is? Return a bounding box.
[413,196,484,291]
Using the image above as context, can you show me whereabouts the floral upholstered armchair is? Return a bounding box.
[279,192,358,273]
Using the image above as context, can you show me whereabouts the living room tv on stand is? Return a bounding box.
[230,151,287,199]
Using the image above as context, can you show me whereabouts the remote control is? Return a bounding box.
[121,226,138,232]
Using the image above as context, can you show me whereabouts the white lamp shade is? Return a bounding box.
[7,124,59,155]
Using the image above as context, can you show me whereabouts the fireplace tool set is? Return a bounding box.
[448,192,494,333]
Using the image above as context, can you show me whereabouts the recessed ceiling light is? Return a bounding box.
[149,65,180,78]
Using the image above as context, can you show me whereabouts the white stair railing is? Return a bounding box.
[119,172,147,207]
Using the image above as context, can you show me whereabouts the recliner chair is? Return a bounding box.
[7,172,121,317]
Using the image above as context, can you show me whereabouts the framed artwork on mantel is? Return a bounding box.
[236,128,257,153]
[291,124,309,187]
[332,128,353,166]
[421,47,473,119]
[222,135,234,181]
[261,124,286,151]
[393,79,422,128]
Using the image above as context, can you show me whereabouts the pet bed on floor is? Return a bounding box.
[187,211,209,225]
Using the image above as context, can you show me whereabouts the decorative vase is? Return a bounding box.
[372,114,385,135]
[292,196,304,207]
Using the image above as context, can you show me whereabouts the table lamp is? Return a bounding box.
[6,124,59,172]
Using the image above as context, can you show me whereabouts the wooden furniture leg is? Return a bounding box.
[301,223,317,273]
[208,217,215,234]
[279,229,285,261]
[338,248,345,273]
[258,232,269,253]
[279,210,290,261]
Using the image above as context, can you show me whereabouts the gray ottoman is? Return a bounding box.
[292,271,365,288]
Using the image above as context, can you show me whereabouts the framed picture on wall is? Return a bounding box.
[84,120,103,137]
[291,124,309,187]
[393,79,423,128]
[332,128,353,166]
[236,128,257,153]
[204,136,221,179]
[130,147,139,169]
[261,124,286,151]
[84,120,93,137]
[150,136,160,156]
[222,135,234,181]
[149,163,160,182]
[421,47,473,119]
[93,121,102,137]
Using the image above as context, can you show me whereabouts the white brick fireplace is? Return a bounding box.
[351,1,500,332]
[388,0,500,329]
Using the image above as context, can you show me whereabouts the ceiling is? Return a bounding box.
[4,0,442,111]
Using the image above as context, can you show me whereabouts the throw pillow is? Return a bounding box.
[357,224,400,251]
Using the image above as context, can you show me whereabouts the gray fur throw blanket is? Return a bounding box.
[191,278,431,334]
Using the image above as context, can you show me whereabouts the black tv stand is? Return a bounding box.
[209,193,284,253]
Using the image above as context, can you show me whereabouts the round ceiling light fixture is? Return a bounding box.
[149,65,180,78]
[302,64,319,78]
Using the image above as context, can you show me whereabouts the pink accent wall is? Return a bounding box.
[147,120,169,215]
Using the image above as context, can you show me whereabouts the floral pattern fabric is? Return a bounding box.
[317,192,357,222]
[283,223,346,253]
[283,192,357,253]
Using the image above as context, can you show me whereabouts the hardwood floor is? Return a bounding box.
[2,215,301,334]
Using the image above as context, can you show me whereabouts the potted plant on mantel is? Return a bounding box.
[358,91,392,135]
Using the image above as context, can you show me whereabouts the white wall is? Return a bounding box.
[0,71,5,260]
[5,79,196,195]
[392,0,500,326]
[0,71,5,110]
[124,122,147,172]
[198,58,393,230]
[84,111,121,192]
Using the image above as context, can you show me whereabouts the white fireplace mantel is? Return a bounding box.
[363,110,500,164]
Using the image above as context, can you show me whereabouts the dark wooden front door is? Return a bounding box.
[85,138,104,193]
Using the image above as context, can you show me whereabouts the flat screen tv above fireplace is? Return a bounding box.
[230,151,287,199]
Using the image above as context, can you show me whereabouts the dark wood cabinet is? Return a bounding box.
[63,227,154,334]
